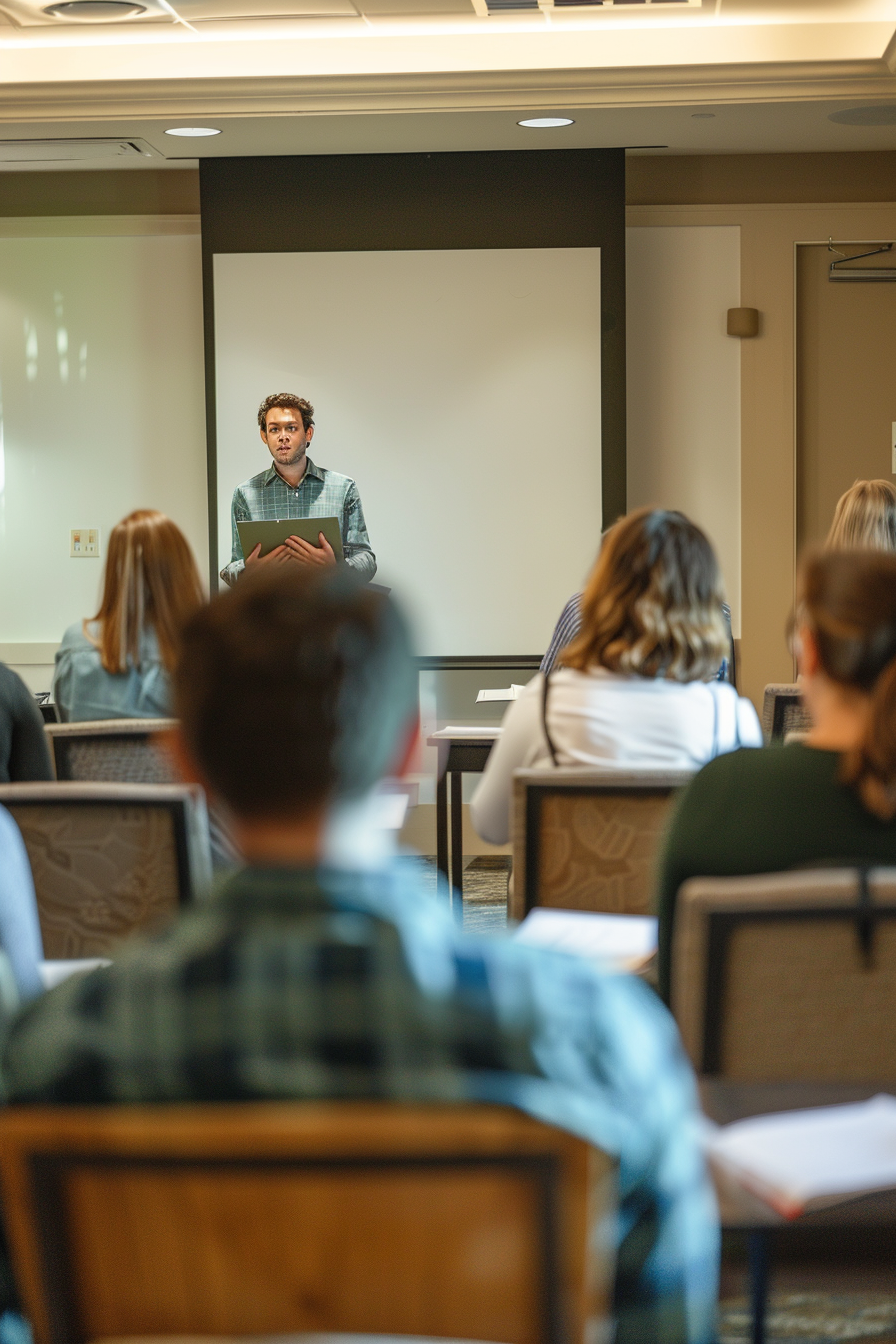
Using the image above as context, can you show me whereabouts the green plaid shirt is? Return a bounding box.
[1,863,718,1343]
[221,457,376,586]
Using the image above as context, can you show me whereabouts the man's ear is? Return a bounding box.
[158,725,210,792]
[797,624,821,680]
[391,715,420,781]
[305,423,314,444]
[259,423,269,444]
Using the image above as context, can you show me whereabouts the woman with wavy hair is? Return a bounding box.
[54,510,205,722]
[657,547,896,1001]
[471,507,761,846]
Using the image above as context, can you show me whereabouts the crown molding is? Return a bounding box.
[0,58,893,121]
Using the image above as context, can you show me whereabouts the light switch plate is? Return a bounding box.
[71,528,100,558]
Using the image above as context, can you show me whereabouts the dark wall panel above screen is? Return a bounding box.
[200,148,625,581]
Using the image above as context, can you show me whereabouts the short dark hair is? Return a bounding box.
[174,569,417,820]
[258,393,315,433]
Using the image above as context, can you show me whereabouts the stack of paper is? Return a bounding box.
[514,908,658,974]
[476,685,527,703]
[705,1094,896,1219]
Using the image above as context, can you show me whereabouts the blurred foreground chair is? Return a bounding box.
[672,867,896,1081]
[510,768,693,922]
[761,684,811,744]
[0,1103,615,1344]
[0,782,212,959]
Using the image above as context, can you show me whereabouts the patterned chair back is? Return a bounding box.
[510,768,693,922]
[45,719,179,784]
[673,868,896,1081]
[0,782,213,960]
[761,683,812,744]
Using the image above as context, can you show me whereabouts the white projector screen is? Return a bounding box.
[214,248,602,656]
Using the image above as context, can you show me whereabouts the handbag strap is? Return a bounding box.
[541,673,559,767]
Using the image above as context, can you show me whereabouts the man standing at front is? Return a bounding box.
[220,393,376,586]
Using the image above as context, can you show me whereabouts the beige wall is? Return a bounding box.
[628,196,896,711]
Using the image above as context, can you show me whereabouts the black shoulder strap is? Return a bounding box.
[541,672,559,767]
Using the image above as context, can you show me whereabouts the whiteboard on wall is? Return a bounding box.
[0,228,208,644]
[214,248,602,657]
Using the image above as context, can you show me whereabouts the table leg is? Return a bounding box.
[748,1229,770,1344]
[450,769,464,913]
[436,769,449,902]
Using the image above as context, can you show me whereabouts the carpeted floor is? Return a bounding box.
[718,1293,896,1342]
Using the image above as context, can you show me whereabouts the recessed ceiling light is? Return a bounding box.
[164,127,222,138]
[44,1,145,19]
[517,117,575,129]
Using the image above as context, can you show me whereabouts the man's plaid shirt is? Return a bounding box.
[1,864,718,1344]
[221,457,376,586]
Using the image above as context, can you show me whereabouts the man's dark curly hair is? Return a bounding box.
[258,393,315,432]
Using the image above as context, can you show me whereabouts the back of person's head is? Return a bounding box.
[563,506,728,682]
[826,479,896,552]
[174,567,417,821]
[801,548,896,819]
[90,510,204,675]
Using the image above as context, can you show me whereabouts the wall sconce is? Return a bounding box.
[727,307,760,338]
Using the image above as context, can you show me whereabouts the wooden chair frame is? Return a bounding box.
[0,1103,615,1344]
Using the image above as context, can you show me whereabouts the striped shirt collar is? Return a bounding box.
[262,455,325,488]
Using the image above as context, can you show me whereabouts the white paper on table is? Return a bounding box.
[431,726,503,738]
[476,685,527,703]
[514,908,657,972]
[40,959,111,991]
[706,1093,896,1219]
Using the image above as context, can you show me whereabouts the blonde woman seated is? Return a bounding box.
[471,507,762,846]
[53,510,205,722]
[826,478,896,551]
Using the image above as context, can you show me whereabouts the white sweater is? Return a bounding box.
[469,667,763,846]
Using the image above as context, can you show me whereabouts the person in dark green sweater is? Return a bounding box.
[657,547,896,1002]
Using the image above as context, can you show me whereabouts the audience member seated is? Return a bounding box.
[52,510,205,722]
[3,568,719,1344]
[826,478,896,551]
[0,808,43,1003]
[471,508,761,847]
[656,548,896,1002]
[0,665,52,783]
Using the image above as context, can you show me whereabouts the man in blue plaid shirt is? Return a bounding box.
[2,570,718,1343]
[220,392,376,587]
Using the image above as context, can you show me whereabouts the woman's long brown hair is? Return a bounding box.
[562,507,729,683]
[86,510,204,675]
[802,549,896,820]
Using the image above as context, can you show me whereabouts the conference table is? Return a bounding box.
[427,726,500,908]
[700,1079,896,1344]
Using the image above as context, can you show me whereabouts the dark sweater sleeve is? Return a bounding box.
[0,667,53,783]
[655,760,735,1005]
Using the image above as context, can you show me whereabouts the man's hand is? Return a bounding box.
[244,542,293,568]
[283,533,337,568]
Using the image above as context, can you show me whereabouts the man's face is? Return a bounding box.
[261,406,313,468]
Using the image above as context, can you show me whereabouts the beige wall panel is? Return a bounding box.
[797,242,896,551]
[627,201,896,714]
[626,223,741,633]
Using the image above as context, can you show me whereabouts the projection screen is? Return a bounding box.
[214,247,602,657]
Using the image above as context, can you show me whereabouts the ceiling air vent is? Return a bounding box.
[0,139,156,163]
[43,1,146,16]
